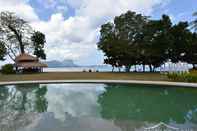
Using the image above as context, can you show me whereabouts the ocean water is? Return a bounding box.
[43,66,123,72]
[43,63,191,72]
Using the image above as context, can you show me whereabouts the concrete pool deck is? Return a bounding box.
[0,80,197,87]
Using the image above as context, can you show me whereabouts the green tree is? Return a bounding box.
[0,41,6,60]
[169,22,191,63]
[191,12,197,32]
[31,31,46,59]
[183,32,197,69]
[98,22,122,71]
[98,11,196,72]
[114,11,148,72]
[98,11,148,72]
[0,11,31,60]
[0,11,46,61]
[139,15,172,71]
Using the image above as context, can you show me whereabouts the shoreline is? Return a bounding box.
[0,80,197,88]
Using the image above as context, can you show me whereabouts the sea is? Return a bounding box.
[43,66,121,72]
[43,63,192,72]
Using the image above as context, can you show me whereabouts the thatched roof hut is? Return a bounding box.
[15,53,47,71]
[15,53,38,62]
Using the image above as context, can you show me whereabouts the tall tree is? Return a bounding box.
[98,11,196,72]
[0,41,6,60]
[0,12,32,60]
[169,22,191,63]
[0,11,46,61]
[98,11,148,72]
[139,15,172,71]
[98,22,122,71]
[183,32,197,69]
[31,31,46,59]
[114,11,148,72]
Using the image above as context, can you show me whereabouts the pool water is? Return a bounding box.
[0,83,197,131]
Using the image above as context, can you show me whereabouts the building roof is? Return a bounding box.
[16,62,48,68]
[15,53,48,68]
[15,53,38,62]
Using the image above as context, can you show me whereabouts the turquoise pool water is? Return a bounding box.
[0,83,197,131]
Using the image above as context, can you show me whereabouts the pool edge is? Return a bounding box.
[0,80,196,87]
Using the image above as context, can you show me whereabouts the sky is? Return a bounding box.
[0,0,196,65]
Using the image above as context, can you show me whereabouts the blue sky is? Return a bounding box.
[153,0,196,23]
[28,0,76,20]
[0,0,196,65]
[28,0,196,23]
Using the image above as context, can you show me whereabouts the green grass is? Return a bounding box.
[167,70,197,83]
[167,73,194,82]
[0,72,168,82]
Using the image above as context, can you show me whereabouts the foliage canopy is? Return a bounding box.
[0,11,46,61]
[98,11,197,72]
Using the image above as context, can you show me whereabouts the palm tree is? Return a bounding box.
[191,12,197,31]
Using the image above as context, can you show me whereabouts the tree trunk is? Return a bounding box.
[143,65,145,72]
[153,66,156,72]
[8,25,25,54]
[192,64,197,69]
[118,67,121,72]
[112,66,114,72]
[149,65,153,72]
[19,40,25,54]
[134,65,137,72]
[125,65,131,72]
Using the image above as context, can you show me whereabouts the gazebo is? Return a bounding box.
[15,53,47,73]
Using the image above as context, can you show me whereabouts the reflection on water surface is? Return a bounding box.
[0,83,197,131]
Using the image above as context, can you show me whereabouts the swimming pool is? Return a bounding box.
[0,83,197,131]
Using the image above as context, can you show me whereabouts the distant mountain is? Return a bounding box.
[45,60,78,68]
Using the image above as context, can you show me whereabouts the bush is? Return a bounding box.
[167,72,197,83]
[189,69,197,74]
[1,64,15,74]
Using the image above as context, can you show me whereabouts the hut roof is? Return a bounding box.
[15,53,38,62]
[16,62,48,68]
[15,53,48,68]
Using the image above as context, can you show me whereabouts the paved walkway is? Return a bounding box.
[0,80,196,87]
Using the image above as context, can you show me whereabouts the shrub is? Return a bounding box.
[189,69,197,74]
[1,64,15,74]
[167,72,197,83]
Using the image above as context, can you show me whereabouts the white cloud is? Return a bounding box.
[32,0,171,65]
[0,0,171,65]
[45,84,106,120]
[0,0,38,22]
[31,14,103,64]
